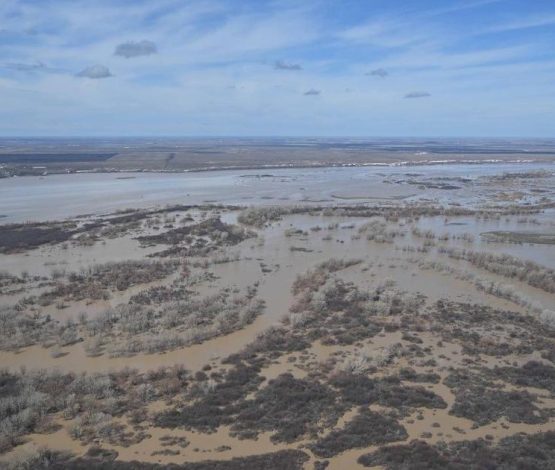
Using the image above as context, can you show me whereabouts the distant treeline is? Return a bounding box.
[0,153,116,163]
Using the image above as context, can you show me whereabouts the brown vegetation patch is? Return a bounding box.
[0,222,76,253]
[38,260,181,303]
[481,231,555,245]
[330,372,447,411]
[309,408,408,457]
[489,361,555,393]
[137,218,253,257]
[10,449,309,470]
[444,368,551,426]
[438,248,555,293]
[358,431,555,469]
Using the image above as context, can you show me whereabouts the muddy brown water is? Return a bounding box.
[2,214,553,374]
[1,170,555,467]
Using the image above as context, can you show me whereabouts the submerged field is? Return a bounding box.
[1,165,555,469]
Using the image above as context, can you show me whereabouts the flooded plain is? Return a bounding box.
[0,163,554,469]
[1,162,554,222]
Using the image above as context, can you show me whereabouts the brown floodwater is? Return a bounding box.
[1,167,555,467]
[2,213,553,375]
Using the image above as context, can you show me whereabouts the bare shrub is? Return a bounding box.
[439,248,555,293]
[359,220,404,243]
[237,207,287,227]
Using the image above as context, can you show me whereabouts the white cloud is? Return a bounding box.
[115,40,157,58]
[0,0,554,137]
[76,64,112,79]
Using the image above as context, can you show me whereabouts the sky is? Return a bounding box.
[0,0,554,137]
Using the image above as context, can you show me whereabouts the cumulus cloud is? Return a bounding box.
[76,65,112,79]
[404,91,431,99]
[303,88,321,96]
[274,60,302,70]
[114,40,157,58]
[367,68,388,77]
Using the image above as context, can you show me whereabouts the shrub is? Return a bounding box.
[310,409,408,457]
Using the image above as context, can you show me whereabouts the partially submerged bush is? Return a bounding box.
[330,372,447,410]
[237,207,287,227]
[3,448,310,470]
[359,431,555,469]
[444,368,550,426]
[439,247,555,293]
[359,220,404,243]
[39,260,181,304]
[310,409,408,458]
[231,373,340,443]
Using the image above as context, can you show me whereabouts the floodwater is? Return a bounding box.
[1,162,554,222]
[1,161,555,466]
[3,213,553,375]
[411,213,555,269]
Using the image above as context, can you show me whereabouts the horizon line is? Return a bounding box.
[1,135,555,140]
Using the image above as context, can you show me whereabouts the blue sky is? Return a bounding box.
[0,0,554,137]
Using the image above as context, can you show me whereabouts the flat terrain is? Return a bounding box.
[2,137,555,177]
[0,160,555,469]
